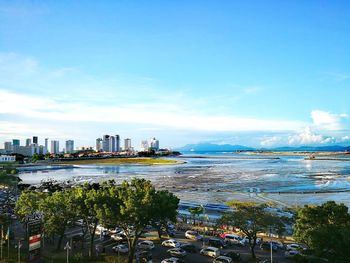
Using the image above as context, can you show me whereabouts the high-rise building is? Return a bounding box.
[4,142,12,152]
[51,140,59,154]
[26,138,32,147]
[140,140,149,151]
[12,139,20,146]
[124,138,131,151]
[109,136,116,152]
[102,135,110,152]
[65,140,74,153]
[45,138,49,151]
[150,137,159,151]
[12,139,20,152]
[33,136,38,145]
[115,135,120,152]
[96,138,103,152]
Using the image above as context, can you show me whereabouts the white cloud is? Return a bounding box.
[311,110,348,131]
[260,136,283,147]
[323,72,350,82]
[288,127,335,145]
[0,89,305,134]
[243,86,262,95]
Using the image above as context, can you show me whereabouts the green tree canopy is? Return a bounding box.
[70,184,107,256]
[0,164,19,188]
[220,202,281,259]
[151,190,179,238]
[188,206,204,225]
[96,178,179,263]
[39,191,77,250]
[294,201,350,263]
[15,191,45,222]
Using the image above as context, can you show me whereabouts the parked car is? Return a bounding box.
[239,236,262,246]
[260,242,278,251]
[111,233,127,242]
[112,244,129,254]
[166,228,176,237]
[185,230,203,240]
[270,240,284,249]
[200,246,220,258]
[161,257,184,263]
[286,243,302,251]
[167,248,187,257]
[109,227,123,234]
[285,250,301,257]
[208,238,227,249]
[222,234,243,245]
[138,240,155,250]
[221,251,241,261]
[180,243,198,253]
[162,239,181,248]
[213,256,233,263]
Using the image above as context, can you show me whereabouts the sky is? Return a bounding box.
[0,0,350,149]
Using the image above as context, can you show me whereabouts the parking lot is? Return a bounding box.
[64,226,295,263]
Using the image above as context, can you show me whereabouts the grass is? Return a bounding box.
[58,157,182,165]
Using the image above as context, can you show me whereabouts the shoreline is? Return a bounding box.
[47,157,185,166]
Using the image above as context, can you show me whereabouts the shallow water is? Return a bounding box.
[18,154,350,207]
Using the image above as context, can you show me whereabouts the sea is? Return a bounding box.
[18,152,350,208]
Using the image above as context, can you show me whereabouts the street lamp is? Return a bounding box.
[16,239,23,263]
[269,226,273,263]
[64,241,71,263]
[201,205,208,247]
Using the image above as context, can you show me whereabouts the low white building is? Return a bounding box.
[0,155,16,162]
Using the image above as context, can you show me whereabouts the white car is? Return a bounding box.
[223,234,243,245]
[111,233,127,241]
[112,244,129,254]
[185,230,203,240]
[213,256,233,263]
[200,246,220,258]
[161,257,184,263]
[167,248,187,257]
[138,240,155,250]
[286,243,302,251]
[162,239,181,248]
[109,227,123,235]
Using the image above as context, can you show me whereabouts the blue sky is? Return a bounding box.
[1,0,350,149]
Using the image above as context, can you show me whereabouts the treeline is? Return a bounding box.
[14,178,179,263]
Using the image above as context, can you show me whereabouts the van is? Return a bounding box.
[223,234,242,245]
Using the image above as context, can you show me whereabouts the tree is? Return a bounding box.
[188,206,203,225]
[294,201,350,263]
[40,179,63,194]
[151,190,179,238]
[0,164,19,188]
[96,179,173,263]
[71,184,106,257]
[39,191,77,250]
[115,179,156,263]
[15,191,45,222]
[220,202,281,259]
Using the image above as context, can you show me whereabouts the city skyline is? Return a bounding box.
[1,1,350,148]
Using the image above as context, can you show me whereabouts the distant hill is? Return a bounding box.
[176,143,255,152]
